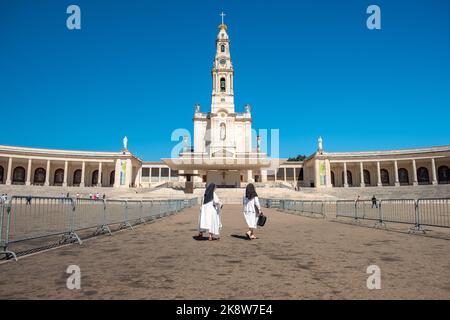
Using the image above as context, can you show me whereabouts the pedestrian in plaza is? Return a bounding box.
[243,183,262,240]
[372,195,378,208]
[197,183,222,241]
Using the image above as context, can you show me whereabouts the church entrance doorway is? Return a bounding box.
[207,170,240,188]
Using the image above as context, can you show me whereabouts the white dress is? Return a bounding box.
[243,196,261,229]
[198,192,222,236]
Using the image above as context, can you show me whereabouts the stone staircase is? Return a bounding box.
[1,184,448,203]
[299,185,450,200]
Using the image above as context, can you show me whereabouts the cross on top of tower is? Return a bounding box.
[220,12,226,25]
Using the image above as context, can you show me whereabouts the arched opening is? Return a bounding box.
[92,170,99,186]
[221,44,225,53]
[381,169,389,186]
[298,168,304,181]
[73,169,82,186]
[363,169,371,185]
[438,165,450,184]
[398,168,409,185]
[34,168,46,185]
[342,170,353,186]
[220,77,226,92]
[54,169,64,185]
[0,165,4,184]
[417,167,430,185]
[331,171,335,187]
[13,166,26,184]
[110,171,115,186]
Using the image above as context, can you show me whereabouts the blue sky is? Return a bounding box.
[1,0,449,161]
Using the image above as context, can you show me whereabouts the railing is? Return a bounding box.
[0,196,199,261]
[279,200,325,218]
[264,197,450,233]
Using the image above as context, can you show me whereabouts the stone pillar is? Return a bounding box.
[126,159,133,187]
[283,168,287,182]
[44,160,51,186]
[136,167,142,187]
[158,167,161,182]
[394,160,400,186]
[261,169,267,183]
[6,157,12,185]
[63,161,68,187]
[431,158,438,185]
[97,162,102,187]
[114,159,121,188]
[80,161,85,187]
[377,161,382,186]
[412,159,418,186]
[359,162,365,187]
[26,159,32,186]
[343,162,348,188]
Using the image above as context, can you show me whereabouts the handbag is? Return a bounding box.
[257,213,267,227]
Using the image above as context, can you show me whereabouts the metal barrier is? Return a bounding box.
[379,199,416,225]
[260,198,281,209]
[280,200,325,218]
[268,197,450,233]
[0,196,198,261]
[417,198,450,229]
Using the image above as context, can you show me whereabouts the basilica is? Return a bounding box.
[1,20,449,190]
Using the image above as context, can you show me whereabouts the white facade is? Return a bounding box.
[164,20,270,186]
[193,23,252,158]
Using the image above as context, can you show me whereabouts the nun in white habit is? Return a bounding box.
[198,183,223,241]
[243,183,262,240]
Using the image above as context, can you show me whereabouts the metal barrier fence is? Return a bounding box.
[279,200,325,218]
[264,197,450,233]
[417,198,450,229]
[0,196,199,261]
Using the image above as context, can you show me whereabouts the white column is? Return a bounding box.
[412,159,418,186]
[359,162,365,187]
[284,168,287,182]
[377,161,382,186]
[394,160,400,186]
[431,158,438,185]
[293,168,297,185]
[63,161,68,187]
[158,167,161,182]
[44,160,51,186]
[247,170,253,183]
[5,157,12,185]
[80,161,85,187]
[97,162,102,187]
[343,162,348,187]
[26,159,32,186]
[261,169,267,183]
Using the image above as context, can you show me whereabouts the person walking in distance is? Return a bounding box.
[371,195,378,208]
[243,183,262,240]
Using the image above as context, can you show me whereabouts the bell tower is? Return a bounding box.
[211,12,235,114]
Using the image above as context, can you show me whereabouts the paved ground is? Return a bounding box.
[0,205,449,299]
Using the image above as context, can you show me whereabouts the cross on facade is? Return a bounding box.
[220,12,226,25]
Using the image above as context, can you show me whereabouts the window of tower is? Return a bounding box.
[220,77,226,92]
[221,44,225,52]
